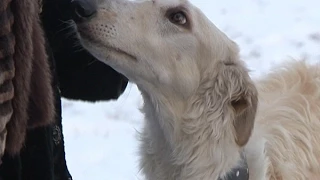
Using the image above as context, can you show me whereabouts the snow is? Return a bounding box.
[62,0,320,179]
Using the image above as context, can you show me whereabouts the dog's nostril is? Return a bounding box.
[71,0,97,23]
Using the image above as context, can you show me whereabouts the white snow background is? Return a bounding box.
[62,0,320,179]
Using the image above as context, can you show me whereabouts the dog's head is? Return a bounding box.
[73,0,258,147]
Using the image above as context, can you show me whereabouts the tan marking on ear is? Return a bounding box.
[232,86,258,147]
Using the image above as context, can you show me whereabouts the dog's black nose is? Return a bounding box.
[71,0,97,22]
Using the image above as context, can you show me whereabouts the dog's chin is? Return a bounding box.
[77,29,138,62]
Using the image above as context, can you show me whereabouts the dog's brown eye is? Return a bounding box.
[170,12,187,25]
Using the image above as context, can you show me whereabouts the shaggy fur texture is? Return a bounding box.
[0,0,54,155]
[246,61,320,180]
[74,0,320,179]
[0,0,14,159]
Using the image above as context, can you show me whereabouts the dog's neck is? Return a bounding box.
[139,88,247,179]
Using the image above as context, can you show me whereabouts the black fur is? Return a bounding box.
[42,0,128,102]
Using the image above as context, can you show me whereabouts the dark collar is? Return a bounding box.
[218,152,249,180]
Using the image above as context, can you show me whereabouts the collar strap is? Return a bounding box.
[218,152,249,180]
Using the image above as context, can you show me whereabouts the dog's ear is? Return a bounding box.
[216,60,258,147]
[230,78,258,147]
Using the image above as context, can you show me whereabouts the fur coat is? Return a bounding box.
[0,0,54,157]
[0,0,128,179]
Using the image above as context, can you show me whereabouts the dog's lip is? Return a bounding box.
[77,28,137,61]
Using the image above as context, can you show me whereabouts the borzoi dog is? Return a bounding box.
[72,0,320,179]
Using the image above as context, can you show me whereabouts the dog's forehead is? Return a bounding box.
[127,0,189,8]
[152,0,186,7]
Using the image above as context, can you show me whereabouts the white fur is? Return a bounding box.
[75,0,320,179]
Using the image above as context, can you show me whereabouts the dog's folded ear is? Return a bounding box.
[230,82,258,147]
[216,60,258,147]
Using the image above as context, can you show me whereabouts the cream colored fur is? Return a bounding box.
[75,0,320,179]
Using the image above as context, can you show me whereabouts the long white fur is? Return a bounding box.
[76,0,320,179]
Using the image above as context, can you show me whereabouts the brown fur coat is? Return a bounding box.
[0,0,54,156]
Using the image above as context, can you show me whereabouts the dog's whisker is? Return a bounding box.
[87,59,98,66]
[55,20,76,35]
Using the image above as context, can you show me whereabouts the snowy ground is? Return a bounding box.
[62,0,320,179]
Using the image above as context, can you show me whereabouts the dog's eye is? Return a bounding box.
[169,11,187,25]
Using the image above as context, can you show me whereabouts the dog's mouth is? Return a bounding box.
[77,28,137,61]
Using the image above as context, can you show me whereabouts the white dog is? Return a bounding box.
[72,0,320,179]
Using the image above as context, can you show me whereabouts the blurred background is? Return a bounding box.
[61,0,320,179]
